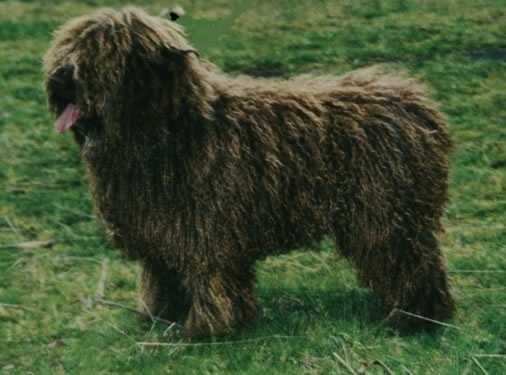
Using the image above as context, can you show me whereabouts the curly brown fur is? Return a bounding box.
[43,7,455,337]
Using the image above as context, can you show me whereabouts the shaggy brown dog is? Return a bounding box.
[44,7,455,337]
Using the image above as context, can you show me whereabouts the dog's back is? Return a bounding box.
[196,66,451,257]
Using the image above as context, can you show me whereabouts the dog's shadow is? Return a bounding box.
[248,286,386,336]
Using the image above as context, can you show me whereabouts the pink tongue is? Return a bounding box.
[55,103,80,133]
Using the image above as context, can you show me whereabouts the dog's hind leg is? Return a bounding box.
[139,259,190,322]
[183,261,258,338]
[338,229,455,330]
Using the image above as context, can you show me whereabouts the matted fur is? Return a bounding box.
[44,7,455,337]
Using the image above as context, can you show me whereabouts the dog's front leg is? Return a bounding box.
[139,259,190,322]
[183,261,258,338]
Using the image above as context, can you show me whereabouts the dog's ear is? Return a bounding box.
[124,8,198,68]
[125,44,202,122]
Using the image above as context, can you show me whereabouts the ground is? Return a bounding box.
[0,1,505,374]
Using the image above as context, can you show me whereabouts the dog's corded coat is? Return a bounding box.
[44,7,455,336]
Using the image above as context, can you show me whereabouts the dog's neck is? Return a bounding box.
[173,56,219,122]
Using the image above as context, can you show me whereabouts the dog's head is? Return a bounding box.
[43,7,197,149]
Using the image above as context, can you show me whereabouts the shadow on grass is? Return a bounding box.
[254,287,385,335]
[134,286,386,344]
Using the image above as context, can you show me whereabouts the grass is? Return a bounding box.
[1,0,505,373]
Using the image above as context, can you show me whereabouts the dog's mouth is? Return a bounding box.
[48,66,91,135]
[55,103,81,133]
[52,92,103,153]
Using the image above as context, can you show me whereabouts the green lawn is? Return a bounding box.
[1,1,505,374]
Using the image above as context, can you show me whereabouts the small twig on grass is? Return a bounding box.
[137,335,306,348]
[58,256,103,264]
[0,303,35,312]
[0,239,55,250]
[106,322,135,340]
[473,354,506,358]
[472,356,489,375]
[372,360,395,375]
[395,309,461,330]
[333,352,357,374]
[95,298,176,327]
[94,259,109,300]
[86,261,175,327]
